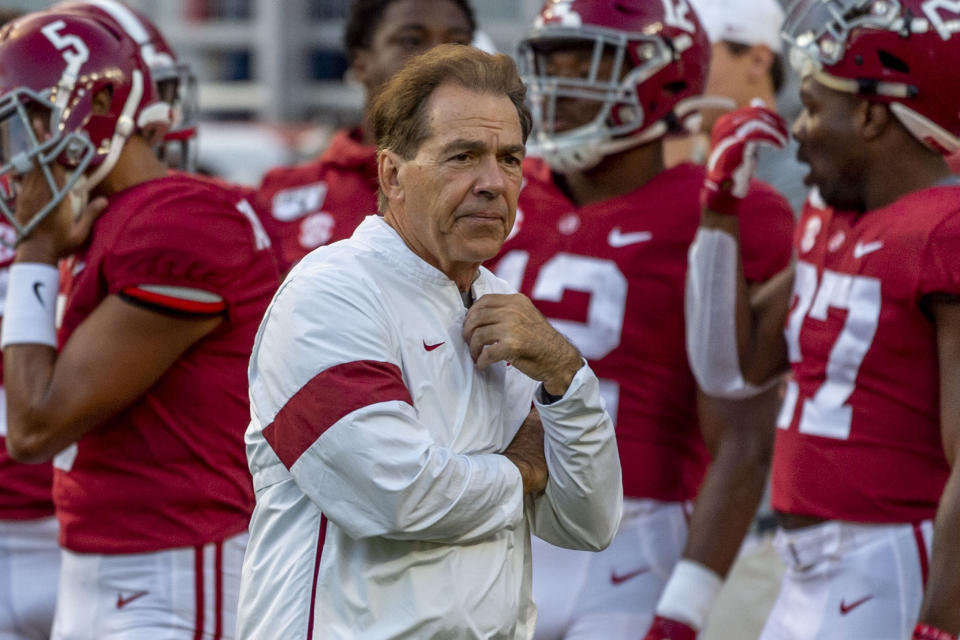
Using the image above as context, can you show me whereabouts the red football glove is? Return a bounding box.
[702,101,789,215]
[643,615,698,640]
[913,623,957,640]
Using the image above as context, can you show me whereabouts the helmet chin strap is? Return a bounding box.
[69,69,144,215]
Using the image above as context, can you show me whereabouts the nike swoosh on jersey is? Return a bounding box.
[116,590,149,609]
[853,240,883,259]
[610,566,650,585]
[839,594,873,615]
[423,341,445,352]
[608,228,653,248]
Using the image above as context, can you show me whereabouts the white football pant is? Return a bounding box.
[760,520,933,640]
[0,517,59,640]
[51,531,247,640]
[532,498,690,640]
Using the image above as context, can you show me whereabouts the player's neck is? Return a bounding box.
[93,137,169,197]
[865,153,951,211]
[558,142,665,207]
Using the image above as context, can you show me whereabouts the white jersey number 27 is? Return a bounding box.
[778,261,881,440]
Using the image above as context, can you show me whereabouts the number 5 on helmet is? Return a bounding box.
[0,12,171,244]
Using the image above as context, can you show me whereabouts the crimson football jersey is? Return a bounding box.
[773,186,960,523]
[55,173,279,553]
[489,158,793,501]
[254,128,377,273]
[0,219,55,520]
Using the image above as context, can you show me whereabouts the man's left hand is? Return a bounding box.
[462,293,581,396]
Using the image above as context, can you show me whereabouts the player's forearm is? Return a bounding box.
[684,388,779,574]
[681,447,769,575]
[918,467,960,634]
[4,344,70,462]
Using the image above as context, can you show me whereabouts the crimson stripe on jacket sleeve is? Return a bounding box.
[121,286,227,315]
[262,360,412,469]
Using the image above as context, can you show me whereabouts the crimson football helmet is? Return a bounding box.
[783,0,960,154]
[53,0,199,170]
[518,0,716,172]
[0,11,170,241]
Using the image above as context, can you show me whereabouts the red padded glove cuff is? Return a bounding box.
[644,615,698,640]
[914,623,957,640]
[700,181,742,216]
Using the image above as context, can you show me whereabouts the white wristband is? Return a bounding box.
[655,559,723,631]
[1,263,59,348]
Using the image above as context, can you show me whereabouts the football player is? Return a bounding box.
[0,9,61,640]
[485,1,795,638]
[253,0,477,274]
[685,0,960,637]
[0,223,59,640]
[0,10,278,639]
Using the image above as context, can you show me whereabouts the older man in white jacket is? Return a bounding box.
[237,45,622,639]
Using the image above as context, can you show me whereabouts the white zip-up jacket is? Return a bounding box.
[237,216,622,640]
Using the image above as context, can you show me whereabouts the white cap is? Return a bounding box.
[690,0,785,54]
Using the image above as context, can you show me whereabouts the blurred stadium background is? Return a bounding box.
[1,0,546,183]
[2,0,797,185]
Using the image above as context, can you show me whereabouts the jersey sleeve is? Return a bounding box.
[918,211,960,298]
[738,180,795,283]
[102,189,260,318]
[249,266,525,544]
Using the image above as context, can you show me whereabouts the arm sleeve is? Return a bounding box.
[250,268,524,544]
[529,361,623,551]
[685,181,794,399]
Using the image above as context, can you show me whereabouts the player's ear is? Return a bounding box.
[378,148,404,207]
[92,86,113,116]
[860,100,891,143]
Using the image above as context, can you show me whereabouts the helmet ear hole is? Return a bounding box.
[91,87,113,116]
[877,49,909,74]
[610,104,641,127]
[141,122,166,147]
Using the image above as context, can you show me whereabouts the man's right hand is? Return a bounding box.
[462,293,582,397]
[642,615,698,640]
[503,408,548,495]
